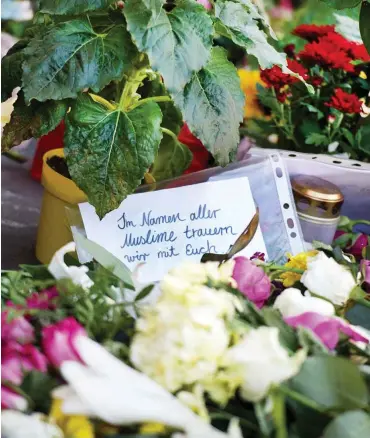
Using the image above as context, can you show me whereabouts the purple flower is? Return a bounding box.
[350,234,368,259]
[251,252,266,262]
[232,257,271,308]
[285,312,369,350]
[1,311,34,344]
[1,386,27,411]
[42,317,87,368]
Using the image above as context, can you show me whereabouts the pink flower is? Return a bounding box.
[350,234,368,259]
[232,257,271,308]
[1,311,34,344]
[1,386,27,411]
[26,287,59,310]
[42,317,87,368]
[2,343,48,385]
[285,312,369,350]
[361,259,370,284]
[196,0,212,9]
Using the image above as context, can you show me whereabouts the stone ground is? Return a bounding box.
[1,140,43,269]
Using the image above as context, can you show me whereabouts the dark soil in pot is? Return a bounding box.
[47,156,71,179]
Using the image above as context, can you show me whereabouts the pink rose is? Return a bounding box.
[285,312,369,350]
[1,311,34,344]
[1,386,27,411]
[232,257,271,308]
[42,317,87,368]
[196,0,212,10]
[2,343,48,385]
[361,259,370,284]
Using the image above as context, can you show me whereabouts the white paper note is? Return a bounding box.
[79,177,267,282]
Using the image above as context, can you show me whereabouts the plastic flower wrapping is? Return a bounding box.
[1,225,370,438]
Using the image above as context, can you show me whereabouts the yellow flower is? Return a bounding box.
[237,69,264,119]
[280,250,318,287]
[49,398,95,438]
[359,71,367,80]
[140,423,167,434]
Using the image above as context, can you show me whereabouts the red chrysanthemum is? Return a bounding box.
[348,42,370,62]
[287,59,309,80]
[284,44,296,59]
[309,75,324,87]
[299,40,355,73]
[293,24,335,41]
[322,32,352,51]
[326,88,362,114]
[260,65,297,89]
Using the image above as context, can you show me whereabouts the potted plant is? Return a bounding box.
[245,22,370,161]
[1,0,293,261]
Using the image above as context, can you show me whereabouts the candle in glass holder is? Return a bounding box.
[291,175,344,245]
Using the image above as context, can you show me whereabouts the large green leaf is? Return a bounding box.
[124,0,213,93]
[322,411,370,438]
[321,0,362,9]
[38,0,117,15]
[65,94,163,218]
[214,0,287,70]
[22,19,138,102]
[290,356,369,410]
[173,47,245,166]
[152,133,192,181]
[138,78,183,134]
[360,2,370,55]
[1,39,29,102]
[2,92,69,152]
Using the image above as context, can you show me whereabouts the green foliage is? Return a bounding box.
[322,410,370,438]
[174,47,245,166]
[360,2,370,57]
[2,92,69,152]
[1,0,288,217]
[65,94,163,218]
[322,0,362,9]
[20,371,59,414]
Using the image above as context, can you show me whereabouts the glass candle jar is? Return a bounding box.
[291,175,344,245]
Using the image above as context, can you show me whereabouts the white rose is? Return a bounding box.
[301,252,356,305]
[274,288,335,318]
[225,327,306,402]
[48,242,94,289]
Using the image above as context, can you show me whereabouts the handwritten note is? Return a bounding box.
[79,177,267,282]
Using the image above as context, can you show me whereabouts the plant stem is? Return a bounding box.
[278,385,333,416]
[353,297,370,309]
[272,390,288,438]
[161,127,178,141]
[267,264,305,274]
[130,95,172,110]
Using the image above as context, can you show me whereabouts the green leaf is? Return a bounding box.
[358,125,370,157]
[360,2,370,54]
[135,284,155,302]
[1,92,69,152]
[173,47,245,166]
[322,410,370,438]
[262,308,299,351]
[20,371,59,414]
[346,302,370,331]
[65,94,163,218]
[152,133,192,181]
[214,1,287,70]
[302,103,324,120]
[342,127,355,146]
[256,83,281,113]
[1,38,29,102]
[74,231,134,288]
[305,133,328,146]
[321,0,362,10]
[124,0,213,93]
[139,78,183,134]
[22,19,138,102]
[290,356,369,410]
[297,327,329,355]
[38,0,117,15]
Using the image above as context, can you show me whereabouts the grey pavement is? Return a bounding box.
[1,140,43,269]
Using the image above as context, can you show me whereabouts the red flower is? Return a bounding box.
[293,24,335,41]
[326,88,362,114]
[284,44,296,59]
[348,42,370,62]
[287,59,309,80]
[299,40,355,72]
[309,76,323,87]
[178,124,212,174]
[322,32,352,51]
[260,65,296,89]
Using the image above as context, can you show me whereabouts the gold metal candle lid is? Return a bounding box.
[291,175,344,219]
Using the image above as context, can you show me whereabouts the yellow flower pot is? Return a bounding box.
[36,148,87,264]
